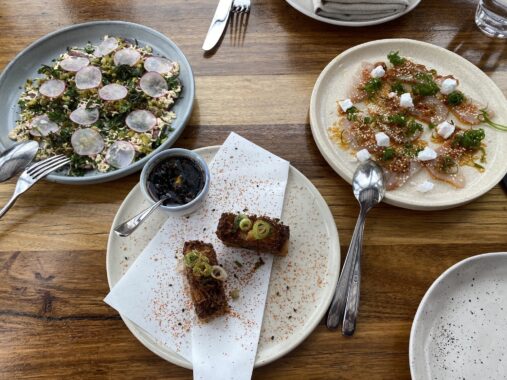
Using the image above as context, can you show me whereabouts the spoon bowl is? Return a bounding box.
[0,141,39,182]
[352,160,385,208]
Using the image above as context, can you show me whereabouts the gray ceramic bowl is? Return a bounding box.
[140,149,210,217]
[0,21,195,185]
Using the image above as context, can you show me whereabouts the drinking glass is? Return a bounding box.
[476,0,507,38]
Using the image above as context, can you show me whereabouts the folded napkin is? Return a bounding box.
[105,133,290,380]
[313,0,409,21]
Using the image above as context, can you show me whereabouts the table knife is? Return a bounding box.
[202,0,234,51]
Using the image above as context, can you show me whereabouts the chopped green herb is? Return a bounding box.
[363,78,382,97]
[84,43,95,54]
[382,147,396,160]
[412,73,439,96]
[387,113,408,126]
[447,91,465,106]
[428,122,436,130]
[452,128,485,150]
[387,51,406,66]
[363,116,372,124]
[390,81,405,95]
[346,106,359,121]
[406,119,423,136]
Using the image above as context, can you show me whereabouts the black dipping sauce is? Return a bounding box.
[147,157,205,206]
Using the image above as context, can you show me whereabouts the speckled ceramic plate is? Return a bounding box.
[410,252,507,380]
[310,39,507,210]
[0,21,194,184]
[285,0,420,27]
[106,146,340,368]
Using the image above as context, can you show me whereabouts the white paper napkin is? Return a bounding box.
[313,0,409,21]
[105,132,290,380]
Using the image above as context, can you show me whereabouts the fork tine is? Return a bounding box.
[28,156,70,177]
[26,154,65,173]
[32,159,70,181]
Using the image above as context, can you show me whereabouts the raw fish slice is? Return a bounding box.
[409,96,449,125]
[349,62,374,103]
[140,72,168,97]
[60,56,89,72]
[94,37,118,57]
[70,107,99,125]
[29,114,59,136]
[126,110,157,132]
[449,98,488,125]
[424,159,465,188]
[98,84,128,101]
[378,122,423,144]
[382,159,421,190]
[144,57,174,74]
[75,66,102,89]
[113,48,141,66]
[386,59,433,83]
[71,128,105,156]
[39,79,65,98]
[105,141,135,168]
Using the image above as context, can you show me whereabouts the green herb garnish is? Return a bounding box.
[346,106,359,121]
[452,129,485,150]
[447,91,465,106]
[406,119,423,136]
[390,81,405,95]
[387,51,406,66]
[363,116,372,124]
[412,73,439,96]
[439,155,458,174]
[478,109,507,132]
[387,113,408,126]
[363,78,382,97]
[428,122,436,130]
[382,147,396,160]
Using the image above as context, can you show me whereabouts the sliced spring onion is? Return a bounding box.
[239,218,252,231]
[184,250,200,268]
[210,265,228,281]
[252,220,272,240]
[193,261,212,277]
[479,109,507,132]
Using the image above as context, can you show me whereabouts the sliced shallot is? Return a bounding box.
[105,141,135,168]
[144,56,173,74]
[39,79,65,98]
[70,107,99,125]
[113,48,141,66]
[75,66,102,89]
[59,56,90,72]
[29,114,59,136]
[94,37,119,57]
[140,72,168,98]
[125,110,157,132]
[71,128,105,156]
[98,83,128,101]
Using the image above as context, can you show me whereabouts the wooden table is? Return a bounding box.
[0,0,506,378]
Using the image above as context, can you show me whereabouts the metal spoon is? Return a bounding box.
[0,141,39,182]
[327,160,385,334]
[113,198,167,237]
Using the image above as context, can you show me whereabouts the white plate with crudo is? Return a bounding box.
[410,252,507,379]
[285,0,420,27]
[106,146,340,368]
[310,38,507,210]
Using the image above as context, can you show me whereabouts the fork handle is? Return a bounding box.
[0,193,20,220]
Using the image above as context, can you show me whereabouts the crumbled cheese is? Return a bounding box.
[417,147,437,161]
[440,78,458,95]
[436,121,455,139]
[416,181,434,193]
[375,132,390,147]
[370,65,385,78]
[339,99,354,112]
[356,149,371,162]
[400,93,414,108]
[388,92,397,98]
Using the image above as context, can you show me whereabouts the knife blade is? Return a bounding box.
[202,0,234,51]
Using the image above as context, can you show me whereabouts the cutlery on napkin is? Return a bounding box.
[105,133,290,380]
[312,0,409,21]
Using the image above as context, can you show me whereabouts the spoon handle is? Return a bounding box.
[326,207,367,330]
[342,251,362,336]
[113,199,164,237]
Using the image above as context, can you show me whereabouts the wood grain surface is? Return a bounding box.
[0,0,506,379]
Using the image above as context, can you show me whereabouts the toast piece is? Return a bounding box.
[216,213,290,256]
[183,241,228,321]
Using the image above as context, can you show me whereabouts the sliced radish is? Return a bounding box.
[126,110,157,132]
[140,72,168,98]
[60,56,89,72]
[75,66,102,90]
[71,128,105,156]
[94,37,119,57]
[144,57,173,74]
[70,107,99,125]
[29,114,59,136]
[105,141,135,168]
[39,79,65,98]
[98,84,128,101]
[114,48,141,66]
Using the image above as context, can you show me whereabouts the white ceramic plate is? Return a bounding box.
[106,146,340,368]
[310,39,507,210]
[285,0,420,27]
[410,252,507,379]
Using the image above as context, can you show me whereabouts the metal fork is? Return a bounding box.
[230,0,251,47]
[0,155,70,219]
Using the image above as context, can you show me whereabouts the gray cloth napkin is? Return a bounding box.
[313,0,409,21]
